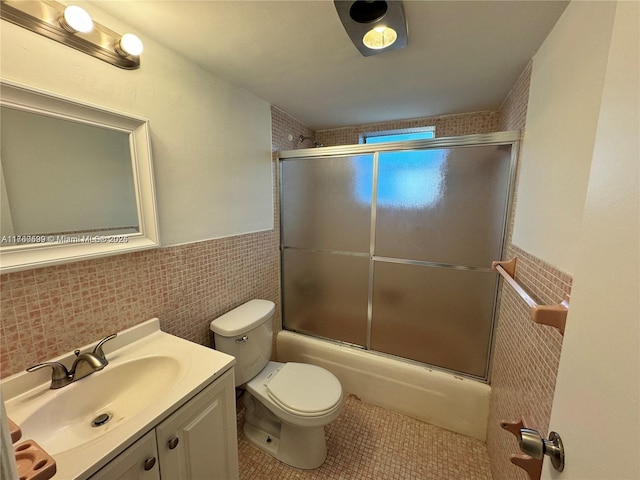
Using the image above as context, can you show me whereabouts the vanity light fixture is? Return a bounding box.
[116,33,144,57]
[334,0,408,57]
[59,5,93,33]
[0,0,143,69]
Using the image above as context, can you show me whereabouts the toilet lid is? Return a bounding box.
[266,363,342,415]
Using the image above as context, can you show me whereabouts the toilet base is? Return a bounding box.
[243,392,328,469]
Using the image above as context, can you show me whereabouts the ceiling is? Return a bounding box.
[96,1,569,130]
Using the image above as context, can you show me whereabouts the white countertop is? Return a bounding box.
[2,319,235,480]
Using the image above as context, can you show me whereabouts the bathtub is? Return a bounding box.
[276,331,490,441]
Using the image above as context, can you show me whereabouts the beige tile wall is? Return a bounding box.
[498,62,533,133]
[499,62,532,246]
[487,61,571,480]
[271,106,316,153]
[316,110,499,146]
[487,246,570,480]
[0,230,281,377]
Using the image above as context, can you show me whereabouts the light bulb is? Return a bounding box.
[117,33,144,56]
[363,26,397,50]
[60,5,93,33]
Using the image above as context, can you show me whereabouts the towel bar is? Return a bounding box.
[492,258,569,335]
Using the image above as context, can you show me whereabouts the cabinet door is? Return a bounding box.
[89,430,160,480]
[156,369,239,480]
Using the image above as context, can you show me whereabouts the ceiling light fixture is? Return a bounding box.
[334,0,408,57]
[1,0,143,69]
[363,26,398,50]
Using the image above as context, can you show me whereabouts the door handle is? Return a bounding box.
[519,428,565,472]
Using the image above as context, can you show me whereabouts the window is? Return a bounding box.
[357,127,438,206]
[362,127,435,144]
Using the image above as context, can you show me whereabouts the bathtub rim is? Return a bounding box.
[276,330,491,441]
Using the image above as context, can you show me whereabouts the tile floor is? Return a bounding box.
[237,395,493,480]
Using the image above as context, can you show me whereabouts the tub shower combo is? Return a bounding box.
[278,132,519,382]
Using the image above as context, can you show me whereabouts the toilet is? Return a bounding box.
[210,299,343,469]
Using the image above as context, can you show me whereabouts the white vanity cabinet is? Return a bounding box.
[89,369,238,480]
[88,430,160,480]
[156,368,239,479]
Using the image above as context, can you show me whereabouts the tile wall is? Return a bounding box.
[316,110,500,146]
[487,245,570,480]
[486,61,571,480]
[0,229,280,377]
[271,106,317,153]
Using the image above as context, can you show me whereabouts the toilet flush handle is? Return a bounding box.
[235,335,249,343]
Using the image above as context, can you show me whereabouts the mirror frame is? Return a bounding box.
[0,80,159,273]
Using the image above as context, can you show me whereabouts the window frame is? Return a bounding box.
[361,126,436,144]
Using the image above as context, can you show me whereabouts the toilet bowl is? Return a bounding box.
[247,361,343,427]
[210,300,343,469]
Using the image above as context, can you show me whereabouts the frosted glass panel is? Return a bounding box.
[281,155,373,253]
[375,145,512,267]
[282,249,368,346]
[279,136,516,380]
[370,262,498,377]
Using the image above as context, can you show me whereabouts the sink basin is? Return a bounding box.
[2,319,236,480]
[16,355,181,455]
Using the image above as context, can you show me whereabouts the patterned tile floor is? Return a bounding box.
[237,395,493,480]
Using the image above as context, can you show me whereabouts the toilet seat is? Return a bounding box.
[265,363,342,417]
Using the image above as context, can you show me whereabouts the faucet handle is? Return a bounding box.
[26,362,71,388]
[92,333,117,361]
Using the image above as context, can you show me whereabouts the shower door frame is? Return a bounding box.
[278,131,521,382]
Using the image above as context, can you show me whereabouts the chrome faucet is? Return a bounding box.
[26,333,117,389]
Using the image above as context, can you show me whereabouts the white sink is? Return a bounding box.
[2,319,235,480]
[17,355,181,455]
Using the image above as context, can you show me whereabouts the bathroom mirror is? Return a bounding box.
[0,80,159,273]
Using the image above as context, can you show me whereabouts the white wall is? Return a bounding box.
[543,2,639,478]
[511,1,616,274]
[0,4,273,246]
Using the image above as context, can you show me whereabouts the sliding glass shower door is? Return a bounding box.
[281,154,372,346]
[280,134,516,379]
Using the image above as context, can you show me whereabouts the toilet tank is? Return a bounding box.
[210,299,275,386]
